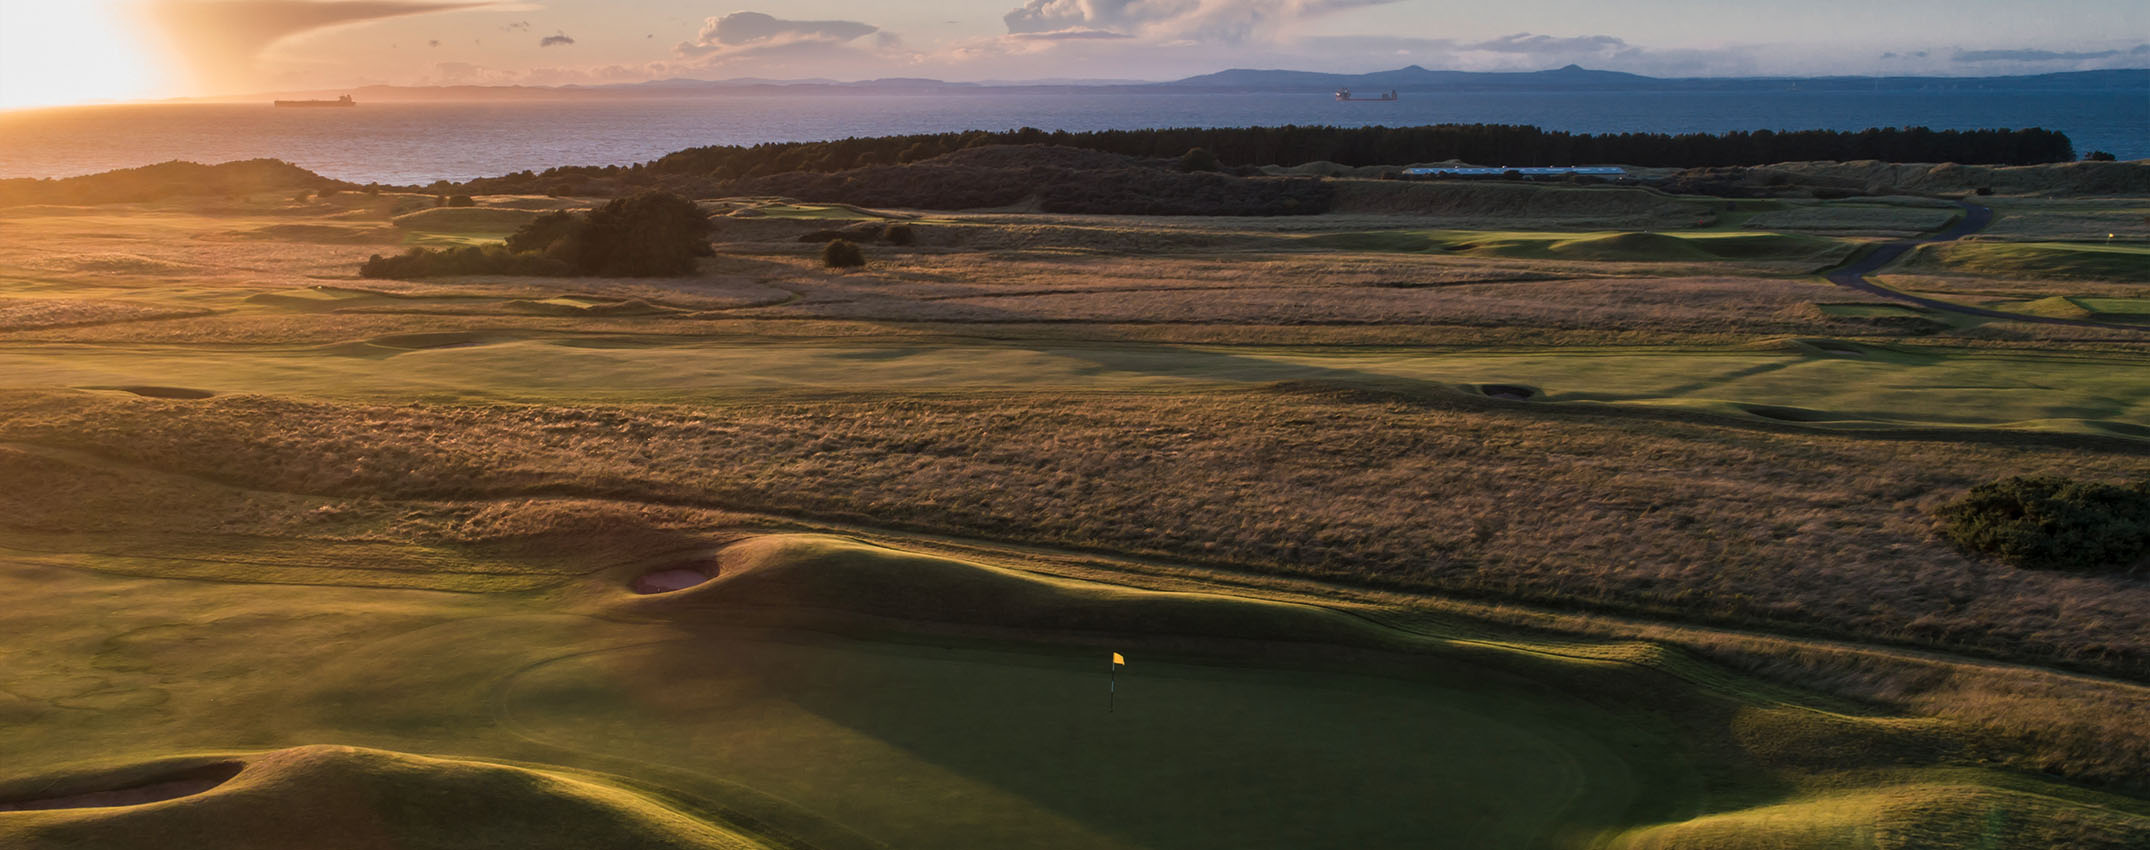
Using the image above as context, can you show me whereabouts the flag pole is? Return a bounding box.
[1108,652,1122,713]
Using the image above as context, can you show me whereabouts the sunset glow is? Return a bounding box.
[0,2,166,109]
[0,0,2144,109]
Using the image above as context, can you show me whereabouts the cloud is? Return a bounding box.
[148,0,495,91]
[429,60,491,84]
[674,11,883,62]
[666,11,894,70]
[426,60,673,87]
[540,32,575,47]
[502,20,530,31]
[1952,44,2148,63]
[1008,28,1136,41]
[1463,33,1634,57]
[1001,0,1396,44]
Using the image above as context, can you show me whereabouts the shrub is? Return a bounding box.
[446,194,476,207]
[291,190,313,203]
[1936,476,2150,572]
[897,142,937,164]
[822,239,865,268]
[362,190,710,278]
[504,192,712,276]
[505,210,583,254]
[882,222,914,245]
[2086,151,2117,162]
[564,191,714,276]
[1177,147,1222,173]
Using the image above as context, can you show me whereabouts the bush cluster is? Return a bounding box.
[360,191,711,279]
[821,239,865,268]
[720,150,1331,216]
[1936,476,2150,572]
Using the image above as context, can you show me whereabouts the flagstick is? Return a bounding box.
[1109,663,1116,713]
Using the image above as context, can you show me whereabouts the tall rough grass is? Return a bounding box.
[3,388,2144,678]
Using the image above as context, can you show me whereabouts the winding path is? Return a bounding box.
[1824,201,2146,332]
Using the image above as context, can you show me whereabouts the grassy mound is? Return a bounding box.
[1303,229,1847,265]
[1614,783,2150,850]
[1904,241,2150,282]
[1546,231,1715,261]
[229,223,399,244]
[391,206,545,237]
[1325,180,1701,222]
[0,159,343,207]
[634,535,1377,646]
[0,746,768,850]
[1544,232,1843,263]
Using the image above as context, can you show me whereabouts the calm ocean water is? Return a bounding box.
[1,89,2143,184]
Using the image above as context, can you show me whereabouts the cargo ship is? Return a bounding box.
[274,95,355,107]
[1335,88,1398,101]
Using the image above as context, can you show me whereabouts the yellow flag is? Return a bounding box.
[1111,652,1126,667]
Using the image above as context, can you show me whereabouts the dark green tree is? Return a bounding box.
[822,238,865,268]
[1937,476,2150,572]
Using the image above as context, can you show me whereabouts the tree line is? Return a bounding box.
[444,123,2075,194]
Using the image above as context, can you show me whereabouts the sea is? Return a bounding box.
[0,88,2143,184]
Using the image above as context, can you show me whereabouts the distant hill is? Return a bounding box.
[0,159,346,207]
[1167,64,1654,91]
[1160,65,2150,93]
[219,66,2149,103]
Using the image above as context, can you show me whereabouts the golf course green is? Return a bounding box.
[3,161,2146,848]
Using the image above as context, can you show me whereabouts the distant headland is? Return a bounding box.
[199,66,2149,104]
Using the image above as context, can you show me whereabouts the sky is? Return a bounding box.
[0,0,2145,108]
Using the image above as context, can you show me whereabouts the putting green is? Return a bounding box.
[1904,240,2150,282]
[0,540,1685,850]
[2076,298,2150,316]
[502,637,1648,850]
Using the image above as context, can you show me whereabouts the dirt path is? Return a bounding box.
[1825,201,2148,332]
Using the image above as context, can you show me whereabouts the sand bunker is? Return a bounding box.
[2089,420,2150,438]
[631,566,714,594]
[362,332,497,351]
[0,762,241,812]
[87,385,216,400]
[1742,404,1841,423]
[1478,384,1539,400]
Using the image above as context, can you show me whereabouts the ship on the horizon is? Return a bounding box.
[273,95,355,108]
[1335,88,1398,102]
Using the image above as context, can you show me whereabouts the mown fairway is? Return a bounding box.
[1,337,2145,438]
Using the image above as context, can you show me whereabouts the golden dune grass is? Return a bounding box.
[4,387,2143,677]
